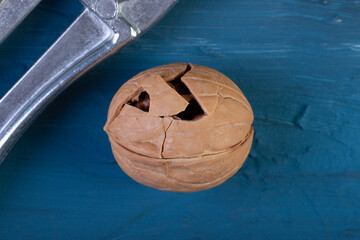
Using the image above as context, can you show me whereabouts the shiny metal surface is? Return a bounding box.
[0,0,41,44]
[0,0,178,163]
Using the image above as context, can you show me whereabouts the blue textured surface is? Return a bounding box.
[1,0,360,239]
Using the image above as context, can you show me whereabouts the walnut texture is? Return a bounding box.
[104,63,254,192]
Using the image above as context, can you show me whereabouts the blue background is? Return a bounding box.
[1,0,360,239]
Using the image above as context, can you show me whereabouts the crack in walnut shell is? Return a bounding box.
[104,63,254,192]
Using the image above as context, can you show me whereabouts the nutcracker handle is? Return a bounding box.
[0,9,132,163]
[0,0,178,164]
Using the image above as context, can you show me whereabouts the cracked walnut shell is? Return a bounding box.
[104,63,254,192]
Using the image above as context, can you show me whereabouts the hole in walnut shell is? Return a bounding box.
[128,91,150,112]
[172,98,204,120]
[167,64,204,120]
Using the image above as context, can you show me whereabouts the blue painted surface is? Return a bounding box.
[1,0,360,239]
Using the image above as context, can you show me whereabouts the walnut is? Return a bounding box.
[104,63,254,192]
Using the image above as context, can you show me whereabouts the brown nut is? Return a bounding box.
[104,63,254,192]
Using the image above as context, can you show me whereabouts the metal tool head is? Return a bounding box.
[81,0,177,37]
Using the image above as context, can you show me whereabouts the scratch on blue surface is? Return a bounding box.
[293,104,308,129]
[342,43,360,52]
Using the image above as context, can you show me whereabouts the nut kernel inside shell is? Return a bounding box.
[104,63,254,192]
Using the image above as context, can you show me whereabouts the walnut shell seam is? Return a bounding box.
[107,126,254,161]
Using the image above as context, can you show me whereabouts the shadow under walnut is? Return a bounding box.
[104,63,254,192]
